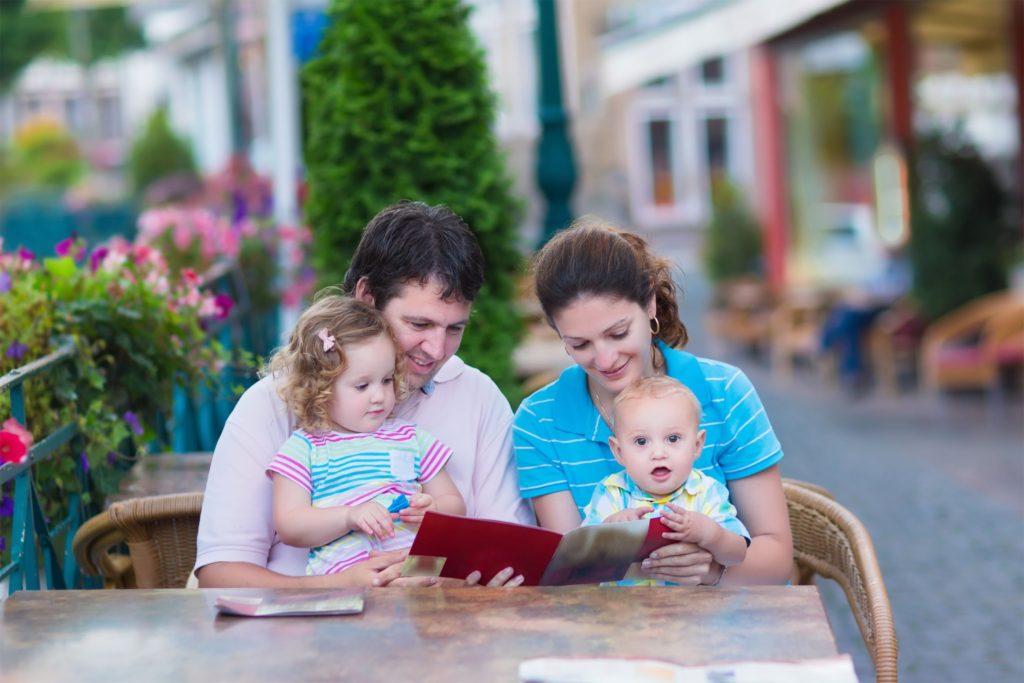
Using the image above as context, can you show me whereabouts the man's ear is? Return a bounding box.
[353,277,375,306]
[608,436,625,465]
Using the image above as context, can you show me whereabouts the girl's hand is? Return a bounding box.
[464,566,525,588]
[604,506,654,524]
[350,502,395,538]
[398,493,436,526]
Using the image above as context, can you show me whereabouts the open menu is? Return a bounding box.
[519,655,859,683]
[402,511,672,586]
[214,589,365,617]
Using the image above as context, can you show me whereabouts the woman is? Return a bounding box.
[514,220,792,586]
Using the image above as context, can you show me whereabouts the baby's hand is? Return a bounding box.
[659,508,715,546]
[398,493,436,526]
[604,506,654,524]
[349,502,395,538]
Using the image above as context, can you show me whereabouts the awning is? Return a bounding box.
[600,0,850,95]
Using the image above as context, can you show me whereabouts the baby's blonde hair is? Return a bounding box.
[263,291,406,432]
[612,375,701,428]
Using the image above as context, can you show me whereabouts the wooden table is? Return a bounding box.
[0,586,838,682]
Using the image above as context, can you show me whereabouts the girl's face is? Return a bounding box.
[329,333,397,434]
[551,294,657,396]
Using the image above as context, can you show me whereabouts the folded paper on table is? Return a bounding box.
[519,654,859,683]
[214,589,365,617]
[401,511,672,586]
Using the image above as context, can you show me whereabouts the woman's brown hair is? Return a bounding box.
[262,292,406,432]
[530,218,688,348]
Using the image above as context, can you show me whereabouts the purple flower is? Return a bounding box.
[89,247,109,273]
[0,271,11,293]
[55,237,74,256]
[214,293,234,320]
[231,191,248,224]
[5,341,28,360]
[123,411,144,436]
[18,247,34,262]
[79,451,90,474]
[0,535,5,554]
[0,493,12,518]
[106,451,118,466]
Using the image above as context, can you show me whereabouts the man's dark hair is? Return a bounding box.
[342,201,485,309]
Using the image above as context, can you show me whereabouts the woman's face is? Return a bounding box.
[551,294,657,396]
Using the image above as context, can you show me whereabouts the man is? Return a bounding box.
[196,201,533,588]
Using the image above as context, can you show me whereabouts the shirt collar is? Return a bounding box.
[605,469,703,503]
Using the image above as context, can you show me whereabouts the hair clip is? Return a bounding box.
[318,328,336,352]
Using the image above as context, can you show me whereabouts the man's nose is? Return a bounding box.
[420,328,445,359]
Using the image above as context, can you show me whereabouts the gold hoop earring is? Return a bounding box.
[650,317,660,335]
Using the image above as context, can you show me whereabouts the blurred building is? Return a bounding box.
[594,0,1023,290]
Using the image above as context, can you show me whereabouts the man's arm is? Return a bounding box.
[197,552,436,588]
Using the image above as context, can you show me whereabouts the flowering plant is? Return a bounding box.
[137,156,315,347]
[0,235,233,566]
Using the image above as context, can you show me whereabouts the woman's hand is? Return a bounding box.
[463,566,525,588]
[398,493,436,526]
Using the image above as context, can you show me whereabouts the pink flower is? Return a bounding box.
[181,268,200,286]
[2,419,34,449]
[0,432,27,466]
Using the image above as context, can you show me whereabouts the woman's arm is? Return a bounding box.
[715,465,792,585]
[532,490,582,533]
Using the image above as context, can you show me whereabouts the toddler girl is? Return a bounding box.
[265,294,465,576]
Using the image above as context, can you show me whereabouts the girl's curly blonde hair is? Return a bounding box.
[263,292,406,432]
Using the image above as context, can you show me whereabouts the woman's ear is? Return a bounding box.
[354,277,375,306]
[645,294,657,319]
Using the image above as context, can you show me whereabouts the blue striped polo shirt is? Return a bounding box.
[513,341,783,515]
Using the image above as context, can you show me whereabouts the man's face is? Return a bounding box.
[374,277,471,392]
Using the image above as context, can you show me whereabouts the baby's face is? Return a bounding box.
[609,393,705,497]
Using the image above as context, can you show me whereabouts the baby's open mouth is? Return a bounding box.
[651,467,672,479]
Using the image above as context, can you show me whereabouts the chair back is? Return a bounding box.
[783,480,898,683]
[106,493,204,589]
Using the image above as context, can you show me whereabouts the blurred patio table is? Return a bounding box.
[0,586,839,682]
[108,452,213,504]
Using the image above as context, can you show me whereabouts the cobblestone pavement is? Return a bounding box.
[650,230,1024,683]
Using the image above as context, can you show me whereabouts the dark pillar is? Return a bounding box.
[534,0,576,246]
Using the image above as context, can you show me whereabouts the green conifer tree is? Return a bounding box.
[302,0,523,401]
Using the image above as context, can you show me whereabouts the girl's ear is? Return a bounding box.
[354,277,375,306]
[608,436,625,465]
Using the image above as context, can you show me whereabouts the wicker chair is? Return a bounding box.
[72,511,136,588]
[104,493,204,588]
[783,480,898,683]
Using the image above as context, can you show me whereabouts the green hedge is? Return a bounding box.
[302,0,523,401]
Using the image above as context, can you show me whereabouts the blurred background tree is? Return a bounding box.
[302,0,523,401]
[703,178,764,283]
[127,107,199,200]
[909,131,1010,321]
[10,117,84,189]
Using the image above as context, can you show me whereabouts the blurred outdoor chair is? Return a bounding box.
[783,480,898,683]
[919,290,1024,407]
[770,289,832,380]
[74,493,203,589]
[866,300,926,395]
[705,276,774,356]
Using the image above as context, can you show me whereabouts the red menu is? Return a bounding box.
[403,512,671,586]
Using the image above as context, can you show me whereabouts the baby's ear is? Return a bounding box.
[608,436,624,464]
[695,429,707,453]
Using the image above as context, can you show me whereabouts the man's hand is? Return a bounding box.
[603,506,654,524]
[464,566,525,588]
[349,502,395,538]
[398,493,437,526]
[360,549,439,587]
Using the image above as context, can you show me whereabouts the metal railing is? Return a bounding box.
[0,339,94,594]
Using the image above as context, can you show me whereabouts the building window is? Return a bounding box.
[704,116,729,180]
[648,118,676,206]
[64,97,84,134]
[700,57,725,85]
[98,95,121,140]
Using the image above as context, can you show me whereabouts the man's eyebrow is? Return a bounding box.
[562,317,630,341]
[403,315,469,327]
